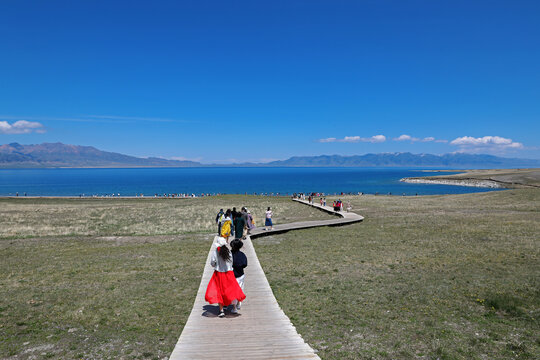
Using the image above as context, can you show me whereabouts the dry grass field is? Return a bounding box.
[1,191,539,359]
[0,196,329,359]
[0,195,329,239]
[1,234,210,359]
[255,189,540,359]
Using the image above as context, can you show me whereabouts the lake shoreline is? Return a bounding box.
[400,177,504,188]
[400,168,540,189]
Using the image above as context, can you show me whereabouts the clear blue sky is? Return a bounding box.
[1,0,539,163]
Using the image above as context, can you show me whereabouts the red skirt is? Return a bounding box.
[205,270,246,306]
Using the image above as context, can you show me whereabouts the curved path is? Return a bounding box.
[169,199,363,359]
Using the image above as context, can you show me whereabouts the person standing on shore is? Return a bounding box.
[265,207,273,230]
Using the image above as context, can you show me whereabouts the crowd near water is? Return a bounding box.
[0,167,503,197]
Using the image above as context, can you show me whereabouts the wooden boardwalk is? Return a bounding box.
[169,199,363,359]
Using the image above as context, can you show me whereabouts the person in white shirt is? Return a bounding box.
[264,207,273,230]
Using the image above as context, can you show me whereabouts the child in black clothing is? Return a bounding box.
[230,239,247,313]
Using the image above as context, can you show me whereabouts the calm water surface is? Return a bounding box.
[0,167,501,196]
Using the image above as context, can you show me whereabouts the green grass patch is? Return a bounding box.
[0,195,333,359]
[255,189,540,359]
[0,234,210,359]
[482,292,526,317]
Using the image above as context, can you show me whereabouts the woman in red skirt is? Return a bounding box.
[205,237,246,317]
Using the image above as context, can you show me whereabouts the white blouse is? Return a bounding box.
[210,247,234,272]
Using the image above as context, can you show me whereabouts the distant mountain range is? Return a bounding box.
[1,142,539,168]
[264,153,540,168]
[0,142,200,168]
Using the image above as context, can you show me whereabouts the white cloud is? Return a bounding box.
[318,135,386,143]
[343,136,361,142]
[0,114,196,124]
[450,136,524,153]
[319,137,337,143]
[169,156,203,162]
[393,134,447,143]
[0,120,45,134]
[370,135,386,143]
[394,134,417,141]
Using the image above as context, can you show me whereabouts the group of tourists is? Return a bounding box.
[331,199,352,212]
[206,206,275,317]
[293,192,354,212]
[292,192,324,200]
[215,207,256,239]
[333,199,344,211]
[205,236,247,318]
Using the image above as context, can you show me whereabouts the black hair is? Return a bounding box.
[230,239,243,252]
[218,245,231,262]
[225,209,231,217]
[267,207,271,211]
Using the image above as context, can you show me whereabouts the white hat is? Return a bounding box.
[215,237,227,247]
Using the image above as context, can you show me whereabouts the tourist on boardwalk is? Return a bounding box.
[265,207,273,230]
[205,237,246,318]
[241,207,249,234]
[215,208,224,235]
[220,209,233,241]
[241,207,249,223]
[246,210,255,234]
[234,209,246,239]
[231,207,238,236]
[230,239,247,314]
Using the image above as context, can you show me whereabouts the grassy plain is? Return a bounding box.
[1,234,209,359]
[0,195,329,239]
[1,191,539,359]
[0,196,328,359]
[255,189,540,359]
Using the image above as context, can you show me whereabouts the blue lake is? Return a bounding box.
[0,167,502,197]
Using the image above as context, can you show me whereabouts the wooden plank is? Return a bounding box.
[169,199,363,359]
